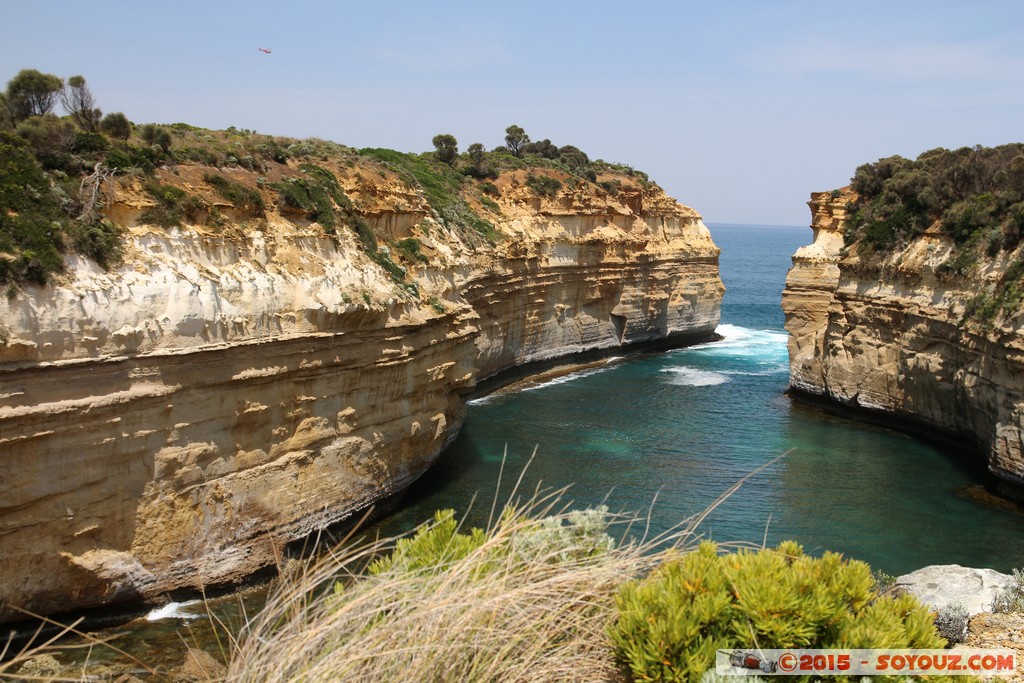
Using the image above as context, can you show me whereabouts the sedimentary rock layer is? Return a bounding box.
[782,189,1024,498]
[0,161,722,622]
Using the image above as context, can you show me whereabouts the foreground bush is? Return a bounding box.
[224,496,949,683]
[226,499,648,682]
[610,540,945,683]
[993,567,1024,613]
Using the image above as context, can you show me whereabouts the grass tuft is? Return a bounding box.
[222,455,786,682]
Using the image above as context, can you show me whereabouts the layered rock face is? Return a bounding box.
[0,160,722,622]
[782,189,1024,499]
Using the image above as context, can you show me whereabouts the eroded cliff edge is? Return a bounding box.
[782,188,1024,501]
[0,147,722,622]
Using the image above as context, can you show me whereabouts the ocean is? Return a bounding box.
[376,223,1024,575]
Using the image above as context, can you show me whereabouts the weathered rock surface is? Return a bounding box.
[960,612,1024,682]
[782,188,1024,499]
[897,564,1012,615]
[0,160,722,622]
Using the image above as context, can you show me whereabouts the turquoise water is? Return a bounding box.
[379,224,1024,575]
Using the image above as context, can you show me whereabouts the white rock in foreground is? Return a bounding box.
[897,564,1012,615]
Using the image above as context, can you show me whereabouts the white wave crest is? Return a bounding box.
[662,367,730,387]
[520,366,612,393]
[678,325,789,362]
[145,600,203,621]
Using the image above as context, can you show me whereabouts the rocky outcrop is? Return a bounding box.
[0,159,722,622]
[897,565,1012,615]
[782,188,1024,499]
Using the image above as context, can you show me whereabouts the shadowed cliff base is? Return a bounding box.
[467,327,721,400]
[785,386,1004,489]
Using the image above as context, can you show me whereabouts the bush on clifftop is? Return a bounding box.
[844,144,1024,254]
[0,132,69,284]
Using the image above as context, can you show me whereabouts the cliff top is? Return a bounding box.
[0,72,699,292]
[830,143,1024,331]
[0,71,714,364]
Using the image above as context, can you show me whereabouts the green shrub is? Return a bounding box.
[273,176,337,231]
[478,180,499,196]
[141,182,206,228]
[100,112,131,141]
[526,173,562,198]
[845,144,1024,253]
[943,193,1003,244]
[272,163,371,238]
[203,172,264,215]
[394,237,428,264]
[934,601,969,644]
[993,568,1024,613]
[173,145,224,167]
[610,541,944,683]
[139,123,172,150]
[466,212,497,244]
[15,115,77,171]
[297,163,349,206]
[71,131,108,156]
[66,219,123,270]
[0,133,68,284]
[253,138,290,164]
[367,506,617,578]
[103,143,163,174]
[480,195,500,213]
[557,144,589,172]
[367,509,487,576]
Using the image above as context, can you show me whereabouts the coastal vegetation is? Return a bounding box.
[844,144,1024,255]
[2,487,978,680]
[993,568,1024,613]
[612,541,943,682]
[841,143,1024,326]
[0,66,654,289]
[219,498,949,683]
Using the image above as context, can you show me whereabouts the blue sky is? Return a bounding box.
[3,0,1022,225]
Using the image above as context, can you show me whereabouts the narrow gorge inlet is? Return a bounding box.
[5,7,1024,679]
[376,224,1024,576]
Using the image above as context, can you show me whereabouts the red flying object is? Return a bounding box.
[258,47,271,54]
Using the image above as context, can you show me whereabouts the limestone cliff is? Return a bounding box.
[782,188,1024,500]
[0,149,722,622]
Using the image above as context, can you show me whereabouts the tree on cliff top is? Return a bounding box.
[432,133,458,165]
[61,75,102,132]
[100,111,131,140]
[504,124,529,158]
[5,69,63,121]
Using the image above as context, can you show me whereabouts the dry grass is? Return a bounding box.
[0,607,158,681]
[223,454,781,683]
[226,493,648,682]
